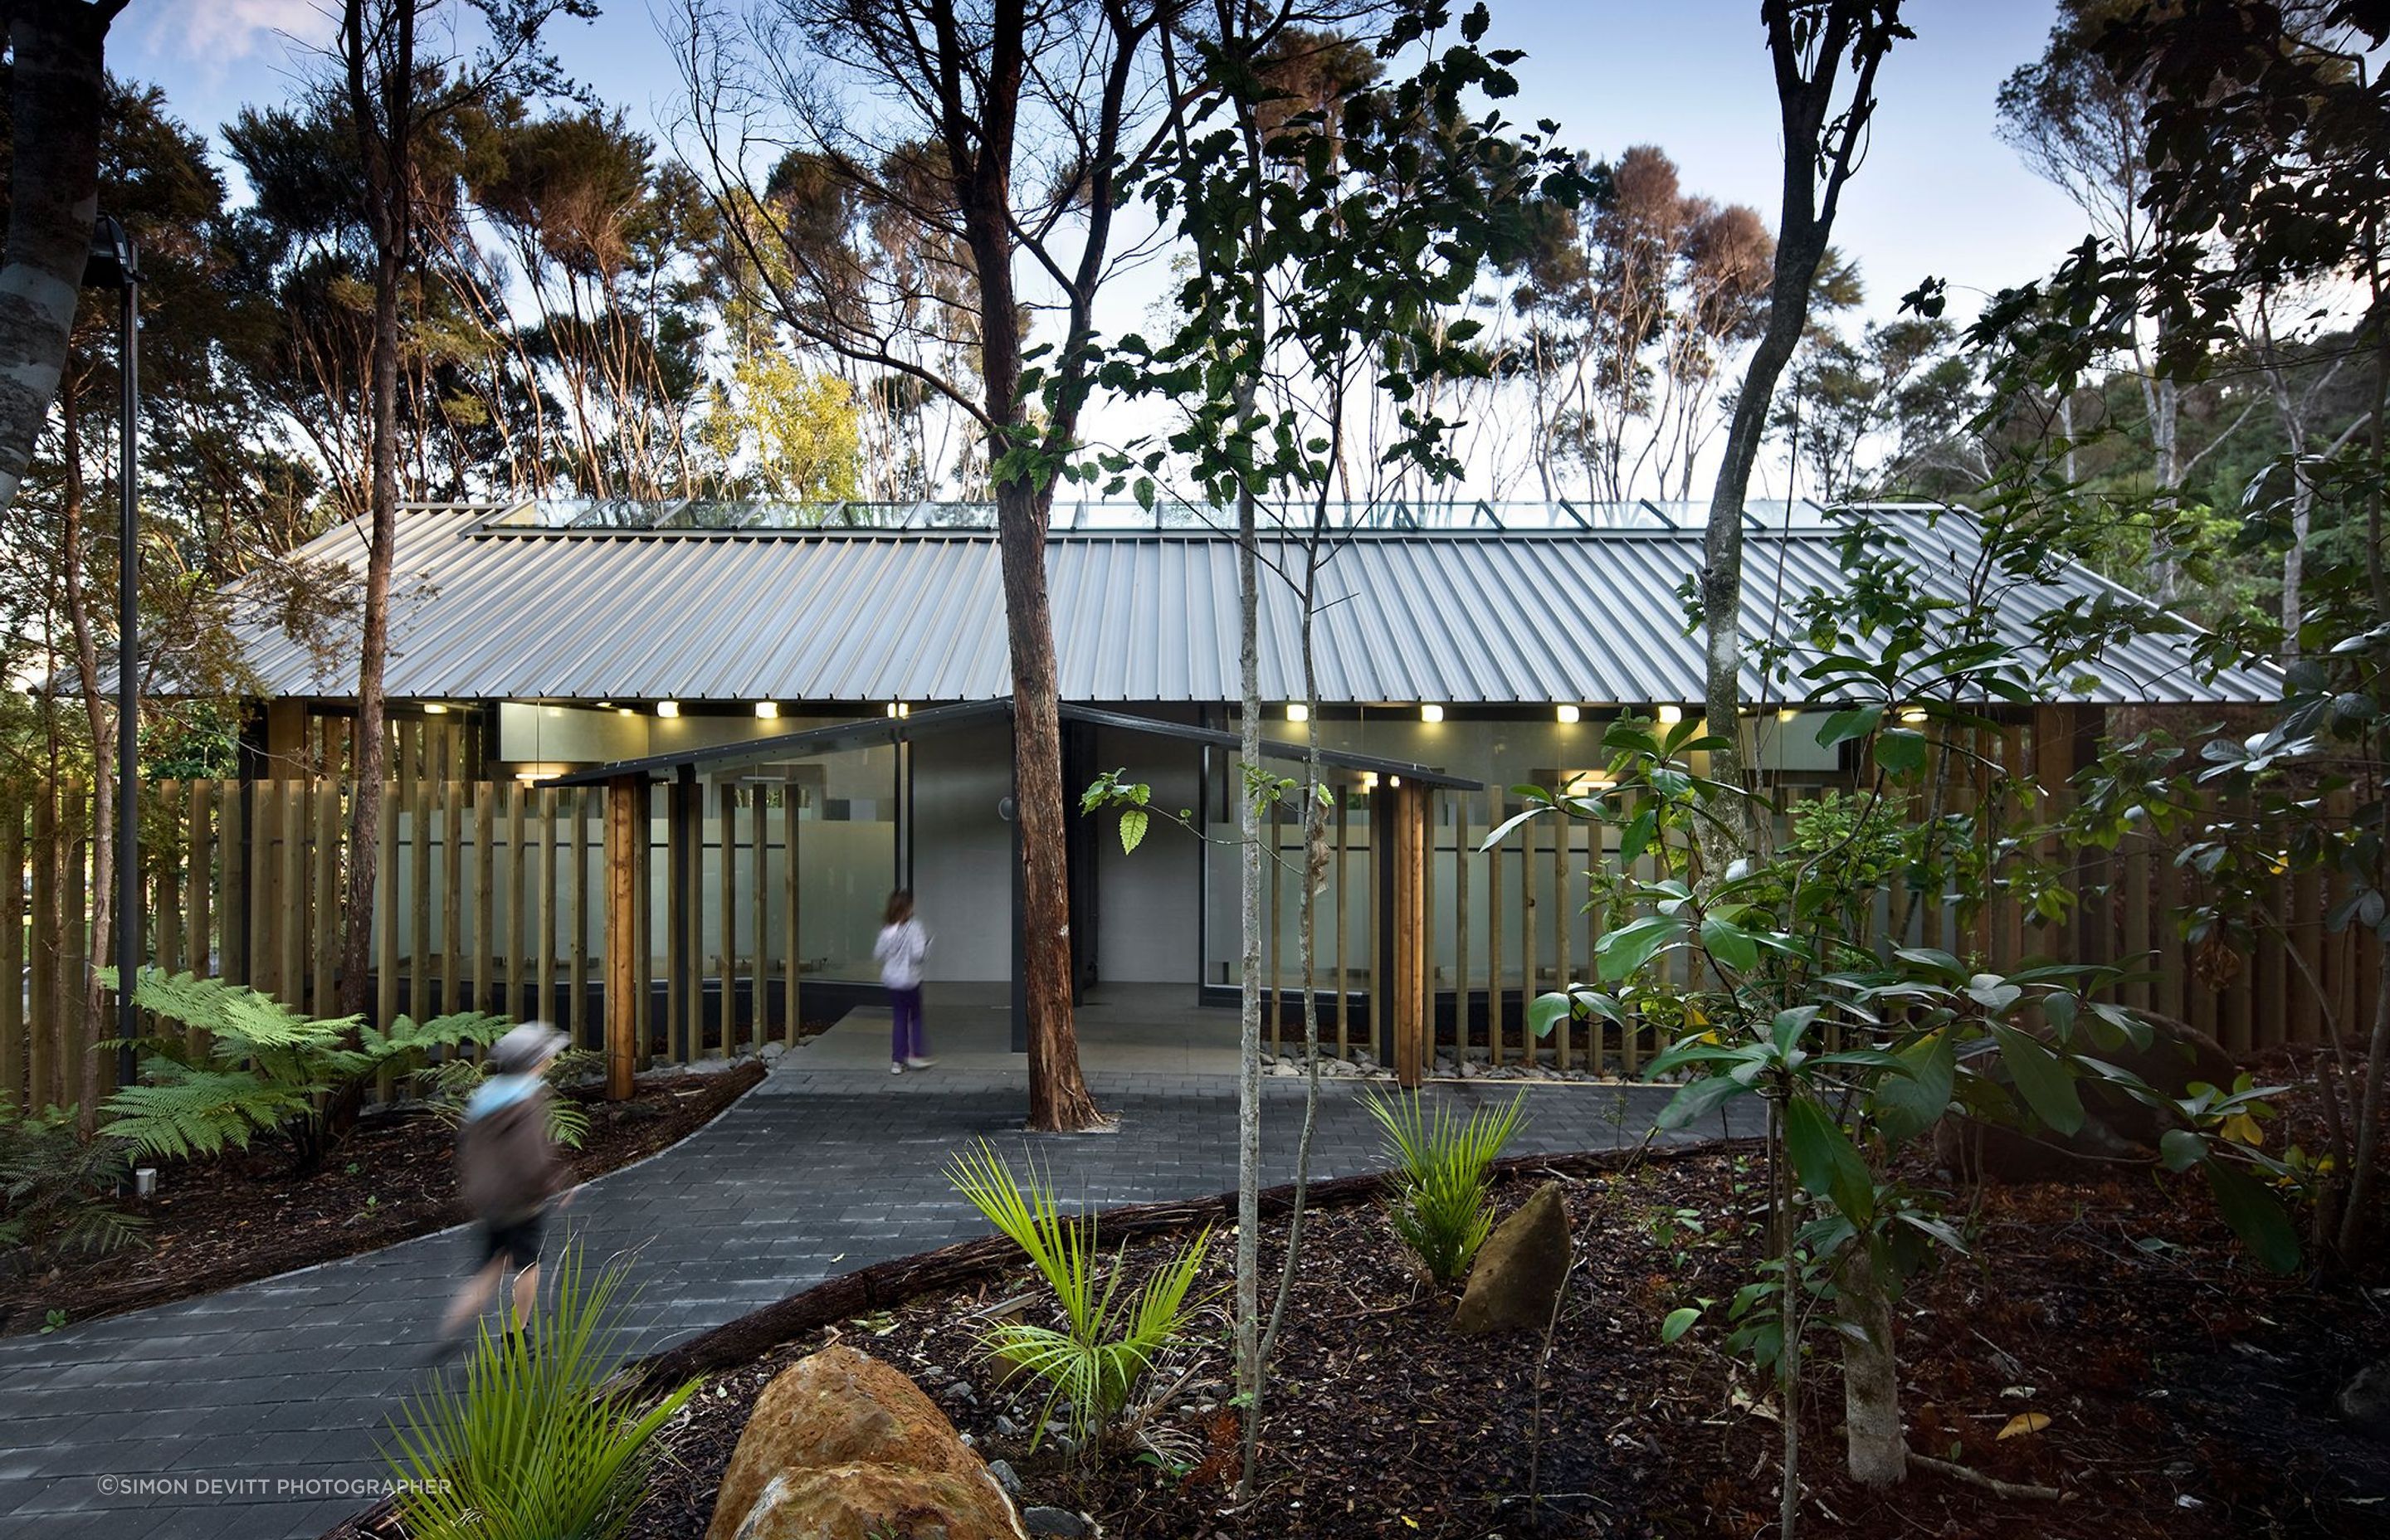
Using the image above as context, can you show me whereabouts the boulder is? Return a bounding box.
[2340,1355,2390,1444]
[705,1345,1026,1540]
[1453,1182,1572,1336]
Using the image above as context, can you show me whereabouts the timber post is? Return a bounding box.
[1393,780,1430,1088]
[604,774,641,1101]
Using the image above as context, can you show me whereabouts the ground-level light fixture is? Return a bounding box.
[1419,703,1444,724]
[656,700,680,719]
[1555,704,1581,724]
[1286,702,1310,724]
[755,702,780,719]
[1655,704,1684,724]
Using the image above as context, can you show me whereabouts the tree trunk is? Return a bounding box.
[1232,478,1264,1494]
[58,383,113,1130]
[1698,0,1891,877]
[336,0,416,1025]
[1836,1245,1907,1487]
[1699,248,1816,873]
[2150,372,2183,602]
[997,478,1102,1131]
[0,0,123,514]
[337,241,402,1020]
[946,0,1103,1133]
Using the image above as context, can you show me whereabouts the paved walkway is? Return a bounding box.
[0,1053,1757,1540]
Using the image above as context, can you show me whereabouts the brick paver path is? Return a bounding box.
[0,1066,1758,1539]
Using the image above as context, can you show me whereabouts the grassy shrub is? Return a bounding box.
[949,1141,1212,1450]
[1366,1089,1527,1285]
[98,969,512,1168]
[385,1246,696,1540]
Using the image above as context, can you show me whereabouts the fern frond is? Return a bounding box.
[98,1070,314,1162]
[364,1011,512,1065]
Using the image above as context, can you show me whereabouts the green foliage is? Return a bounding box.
[697,352,863,501]
[0,1102,145,1266]
[385,1246,697,1540]
[1081,768,1158,856]
[99,970,515,1166]
[1363,1089,1527,1286]
[947,1142,1212,1450]
[416,1049,601,1150]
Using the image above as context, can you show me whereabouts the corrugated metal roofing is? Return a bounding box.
[227,506,2277,706]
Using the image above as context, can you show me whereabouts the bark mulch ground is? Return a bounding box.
[608,1135,2385,1540]
[0,1060,765,1337]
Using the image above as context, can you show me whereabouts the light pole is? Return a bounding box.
[83,216,139,1084]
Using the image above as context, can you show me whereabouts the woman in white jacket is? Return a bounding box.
[873,889,935,1073]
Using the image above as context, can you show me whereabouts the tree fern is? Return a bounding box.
[97,970,521,1167]
[99,1067,315,1161]
[0,1101,145,1263]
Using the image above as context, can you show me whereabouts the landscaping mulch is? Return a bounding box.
[607,1137,2385,1540]
[0,1060,766,1337]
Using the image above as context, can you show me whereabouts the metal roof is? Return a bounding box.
[227,504,2278,708]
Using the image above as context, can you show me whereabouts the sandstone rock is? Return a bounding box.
[1453,1182,1572,1336]
[705,1345,1026,1540]
[2339,1355,2390,1443]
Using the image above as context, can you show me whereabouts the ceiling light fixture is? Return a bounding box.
[1555,704,1581,724]
[1655,704,1684,725]
[1419,703,1444,724]
[1286,702,1310,724]
[755,702,780,719]
[656,700,680,719]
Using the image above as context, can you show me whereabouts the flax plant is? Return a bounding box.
[385,1246,696,1540]
[1366,1088,1529,1284]
[948,1142,1212,1451]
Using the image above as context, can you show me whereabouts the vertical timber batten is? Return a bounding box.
[604,775,641,1100]
[1392,781,1428,1087]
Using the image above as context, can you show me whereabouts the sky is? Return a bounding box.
[120,0,2094,323]
[113,0,2100,497]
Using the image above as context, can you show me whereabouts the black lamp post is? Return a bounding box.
[83,216,139,1084]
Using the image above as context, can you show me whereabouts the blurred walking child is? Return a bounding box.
[876,889,935,1073]
[434,1021,571,1355]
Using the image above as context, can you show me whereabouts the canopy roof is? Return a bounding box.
[543,699,1483,789]
[227,501,2278,708]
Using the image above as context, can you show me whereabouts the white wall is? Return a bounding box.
[907,722,1017,982]
[1092,729,1204,986]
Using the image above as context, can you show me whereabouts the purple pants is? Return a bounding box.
[890,987,924,1061]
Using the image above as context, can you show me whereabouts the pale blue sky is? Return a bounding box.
[120,1,2090,327]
